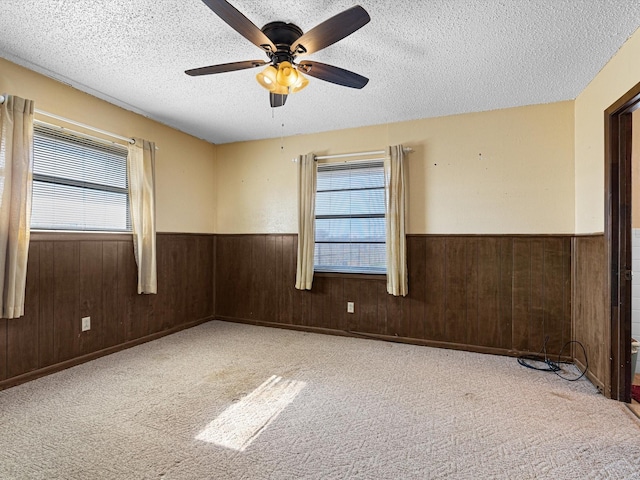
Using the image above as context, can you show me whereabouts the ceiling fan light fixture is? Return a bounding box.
[276,61,299,87]
[256,65,278,91]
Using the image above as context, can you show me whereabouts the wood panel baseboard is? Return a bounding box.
[216,316,573,362]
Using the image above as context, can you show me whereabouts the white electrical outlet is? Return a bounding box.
[81,316,91,332]
[347,302,355,314]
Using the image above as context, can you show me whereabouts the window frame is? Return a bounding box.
[314,159,387,275]
[30,123,131,233]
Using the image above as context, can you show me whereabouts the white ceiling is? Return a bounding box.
[1,1,639,145]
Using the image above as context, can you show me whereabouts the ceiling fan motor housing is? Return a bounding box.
[261,21,304,63]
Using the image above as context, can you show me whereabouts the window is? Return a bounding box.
[31,124,130,231]
[314,160,386,274]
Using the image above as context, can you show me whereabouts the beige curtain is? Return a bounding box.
[295,153,316,290]
[127,139,157,294]
[385,145,408,296]
[0,95,34,319]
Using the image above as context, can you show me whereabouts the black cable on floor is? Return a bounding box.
[517,336,588,382]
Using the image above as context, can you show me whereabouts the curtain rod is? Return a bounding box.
[0,94,135,144]
[315,147,413,161]
[34,119,129,150]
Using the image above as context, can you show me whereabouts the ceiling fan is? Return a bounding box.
[185,0,371,107]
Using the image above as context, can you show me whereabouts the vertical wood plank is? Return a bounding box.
[386,293,402,336]
[251,235,267,321]
[102,241,121,348]
[424,237,446,341]
[212,235,217,317]
[6,242,40,378]
[328,278,344,331]
[280,235,296,325]
[444,238,467,344]
[477,238,501,348]
[0,319,6,380]
[171,235,189,330]
[198,235,214,319]
[512,239,531,351]
[114,241,128,346]
[562,238,572,352]
[263,236,278,322]
[529,239,545,353]
[79,241,104,355]
[53,241,80,363]
[375,279,388,335]
[154,234,170,331]
[407,236,426,339]
[498,238,513,350]
[386,291,410,337]
[309,275,328,328]
[297,289,312,326]
[542,238,565,355]
[118,240,140,342]
[130,242,150,341]
[38,241,55,368]
[274,235,286,324]
[465,238,479,346]
[290,236,310,326]
[358,278,379,333]
[214,235,230,317]
[183,236,199,326]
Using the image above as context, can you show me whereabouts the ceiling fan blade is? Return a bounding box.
[292,6,370,56]
[185,60,267,76]
[270,92,287,108]
[298,61,368,89]
[201,0,276,53]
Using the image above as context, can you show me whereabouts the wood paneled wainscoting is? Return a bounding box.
[572,235,608,395]
[215,234,573,358]
[0,232,215,390]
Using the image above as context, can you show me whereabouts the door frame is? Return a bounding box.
[605,81,640,402]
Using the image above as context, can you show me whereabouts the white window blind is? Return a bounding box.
[314,160,386,274]
[31,124,130,232]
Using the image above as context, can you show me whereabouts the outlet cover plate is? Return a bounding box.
[81,316,91,332]
[347,302,354,314]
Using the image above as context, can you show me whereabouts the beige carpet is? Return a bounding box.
[1,321,639,479]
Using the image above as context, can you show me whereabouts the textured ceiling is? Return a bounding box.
[1,1,639,144]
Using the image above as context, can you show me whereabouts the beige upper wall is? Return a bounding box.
[217,101,575,234]
[0,58,217,233]
[575,27,640,234]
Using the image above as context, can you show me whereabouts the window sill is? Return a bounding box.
[314,271,386,280]
[30,230,132,241]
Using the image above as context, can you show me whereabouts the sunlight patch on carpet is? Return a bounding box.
[196,375,306,451]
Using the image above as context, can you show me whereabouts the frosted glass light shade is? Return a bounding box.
[276,61,299,87]
[256,66,278,91]
[290,71,309,93]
